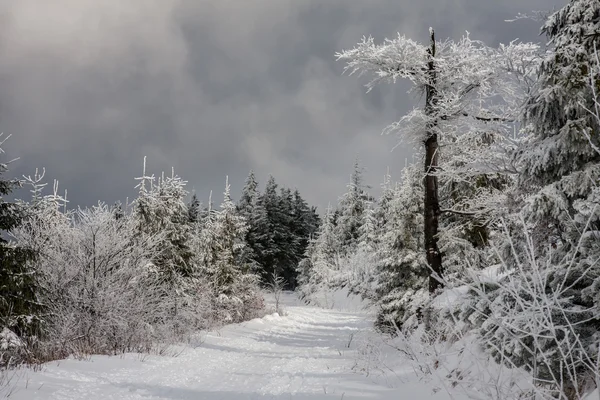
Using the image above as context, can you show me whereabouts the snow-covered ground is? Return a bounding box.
[3,294,458,400]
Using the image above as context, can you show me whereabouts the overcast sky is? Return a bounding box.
[0,0,565,210]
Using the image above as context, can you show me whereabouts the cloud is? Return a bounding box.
[0,0,566,209]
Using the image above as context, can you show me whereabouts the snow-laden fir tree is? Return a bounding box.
[374,164,428,332]
[291,189,320,264]
[373,169,395,234]
[515,0,600,254]
[337,30,539,292]
[470,2,600,396]
[133,159,195,283]
[203,177,263,323]
[297,204,341,302]
[335,159,373,256]
[0,138,40,340]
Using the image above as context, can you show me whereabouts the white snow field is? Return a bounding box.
[4,294,457,400]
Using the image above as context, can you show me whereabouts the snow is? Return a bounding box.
[4,294,458,400]
[0,328,23,352]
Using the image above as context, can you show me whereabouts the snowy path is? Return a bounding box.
[6,296,437,399]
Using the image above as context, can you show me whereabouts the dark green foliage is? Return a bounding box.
[187,194,200,224]
[0,162,41,337]
[237,172,319,289]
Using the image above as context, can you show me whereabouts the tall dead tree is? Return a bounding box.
[337,29,538,293]
[423,29,443,292]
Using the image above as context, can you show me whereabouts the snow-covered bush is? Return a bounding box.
[13,202,187,358]
[462,223,600,400]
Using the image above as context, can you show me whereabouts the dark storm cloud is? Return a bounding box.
[0,0,565,210]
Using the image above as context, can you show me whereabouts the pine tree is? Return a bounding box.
[0,139,40,337]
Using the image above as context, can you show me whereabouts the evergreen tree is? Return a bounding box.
[373,169,395,234]
[187,193,201,225]
[277,187,300,287]
[298,205,341,299]
[0,141,40,337]
[374,164,428,331]
[237,173,319,289]
[335,159,373,255]
[292,189,320,261]
[516,0,600,253]
[237,171,271,274]
[209,178,249,295]
[203,178,261,323]
[133,160,195,282]
[473,2,600,393]
[258,176,288,282]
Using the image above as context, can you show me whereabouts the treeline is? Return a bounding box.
[0,156,319,365]
[299,1,600,398]
[236,172,320,289]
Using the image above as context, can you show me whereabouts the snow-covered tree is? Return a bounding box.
[132,159,195,283]
[236,171,267,273]
[466,3,600,396]
[277,187,301,286]
[335,159,373,255]
[0,137,40,340]
[373,169,395,234]
[374,164,428,331]
[298,205,341,301]
[291,189,320,261]
[205,178,249,293]
[187,193,201,225]
[337,30,540,292]
[514,0,600,256]
[202,178,263,323]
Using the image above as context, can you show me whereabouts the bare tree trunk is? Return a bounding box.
[424,29,444,293]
